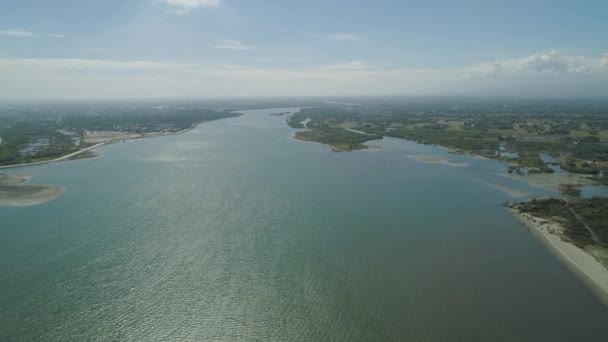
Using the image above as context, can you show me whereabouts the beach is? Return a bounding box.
[511,209,608,305]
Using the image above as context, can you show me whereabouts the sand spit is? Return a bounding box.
[511,209,608,306]
[480,181,530,198]
[408,155,469,167]
[0,185,64,207]
[0,174,64,207]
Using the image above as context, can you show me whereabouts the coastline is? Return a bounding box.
[0,142,107,170]
[0,124,200,206]
[0,122,200,170]
[510,208,608,306]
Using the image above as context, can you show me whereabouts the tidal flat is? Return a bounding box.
[0,174,64,207]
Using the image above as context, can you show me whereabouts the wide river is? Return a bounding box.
[2,108,608,341]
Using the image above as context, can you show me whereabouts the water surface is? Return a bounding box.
[1,108,608,341]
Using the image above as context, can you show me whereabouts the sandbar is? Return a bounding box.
[408,155,469,167]
[0,174,64,207]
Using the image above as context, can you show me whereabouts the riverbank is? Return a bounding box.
[0,123,201,170]
[0,142,106,170]
[510,208,608,306]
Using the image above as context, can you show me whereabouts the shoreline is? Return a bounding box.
[409,139,602,192]
[0,142,107,170]
[510,208,608,306]
[0,120,217,206]
[0,123,200,170]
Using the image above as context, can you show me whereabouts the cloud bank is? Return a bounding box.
[1,51,607,99]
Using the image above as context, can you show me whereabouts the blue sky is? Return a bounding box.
[1,0,607,99]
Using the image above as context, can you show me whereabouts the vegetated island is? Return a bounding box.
[510,198,608,304]
[285,101,608,190]
[0,173,63,207]
[287,115,382,152]
[0,105,240,168]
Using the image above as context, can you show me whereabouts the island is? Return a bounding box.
[287,115,382,152]
[285,100,608,190]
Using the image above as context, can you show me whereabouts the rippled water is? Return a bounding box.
[1,108,608,341]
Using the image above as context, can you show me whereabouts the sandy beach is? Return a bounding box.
[511,209,608,306]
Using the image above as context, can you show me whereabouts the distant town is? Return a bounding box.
[0,102,239,167]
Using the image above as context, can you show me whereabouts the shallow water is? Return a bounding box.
[1,108,607,341]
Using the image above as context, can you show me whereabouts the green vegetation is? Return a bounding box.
[0,103,239,166]
[68,150,99,160]
[288,111,381,151]
[559,183,582,197]
[286,99,608,177]
[294,127,381,151]
[515,198,608,248]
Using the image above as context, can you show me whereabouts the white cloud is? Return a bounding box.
[328,33,363,42]
[164,0,222,14]
[0,52,607,99]
[464,51,604,77]
[0,29,37,38]
[0,28,64,38]
[212,39,252,50]
[601,53,608,68]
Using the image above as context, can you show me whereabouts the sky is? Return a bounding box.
[0,0,607,99]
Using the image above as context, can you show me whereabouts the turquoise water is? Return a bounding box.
[1,108,607,341]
